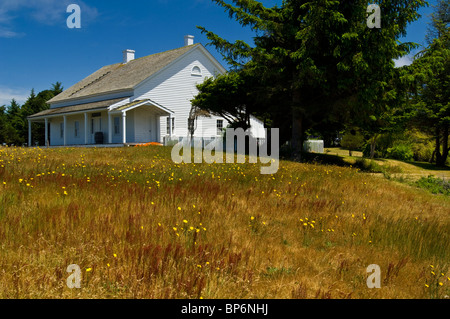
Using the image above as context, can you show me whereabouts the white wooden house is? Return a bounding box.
[28,36,265,147]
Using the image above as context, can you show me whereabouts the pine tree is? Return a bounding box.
[22,83,64,146]
[4,99,25,145]
[198,0,427,159]
[408,2,449,167]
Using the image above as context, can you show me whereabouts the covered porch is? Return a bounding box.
[27,98,174,147]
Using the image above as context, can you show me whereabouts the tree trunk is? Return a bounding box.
[291,112,303,160]
[349,149,352,157]
[443,124,449,164]
[370,135,378,159]
[430,149,436,164]
[436,123,449,167]
[435,126,444,167]
[291,90,304,161]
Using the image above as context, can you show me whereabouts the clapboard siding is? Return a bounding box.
[133,106,160,143]
[133,47,223,142]
[38,43,265,146]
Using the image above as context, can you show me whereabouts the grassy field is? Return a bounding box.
[0,146,449,299]
[324,147,450,180]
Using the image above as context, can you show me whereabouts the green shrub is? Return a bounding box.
[362,133,401,159]
[362,143,383,158]
[416,176,450,195]
[407,129,435,162]
[412,140,435,162]
[340,128,364,156]
[354,158,383,172]
[386,144,414,161]
[354,158,403,178]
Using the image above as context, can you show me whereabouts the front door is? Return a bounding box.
[91,116,102,144]
[147,115,156,142]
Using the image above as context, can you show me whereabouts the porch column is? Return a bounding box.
[84,113,88,145]
[63,115,67,146]
[122,111,127,144]
[169,114,173,137]
[44,118,49,147]
[28,120,32,147]
[108,113,112,144]
[156,115,160,143]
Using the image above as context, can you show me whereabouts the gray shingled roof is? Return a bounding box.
[28,98,125,119]
[47,44,200,104]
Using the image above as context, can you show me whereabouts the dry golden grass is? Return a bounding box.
[324,147,363,158]
[0,146,449,299]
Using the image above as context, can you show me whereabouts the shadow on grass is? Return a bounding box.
[290,152,402,176]
[300,152,387,173]
[403,161,450,171]
[301,152,350,167]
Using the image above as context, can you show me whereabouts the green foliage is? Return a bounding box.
[198,0,427,157]
[416,176,450,195]
[0,83,63,146]
[191,71,260,130]
[386,143,414,161]
[413,142,436,162]
[354,158,403,177]
[408,129,436,162]
[425,0,450,45]
[362,133,396,158]
[406,2,450,166]
[362,129,438,162]
[340,128,364,155]
[2,99,24,145]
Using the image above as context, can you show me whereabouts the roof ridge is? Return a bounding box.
[130,43,200,63]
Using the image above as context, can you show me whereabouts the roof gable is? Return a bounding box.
[48,44,203,105]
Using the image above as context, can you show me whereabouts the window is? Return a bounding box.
[166,117,175,135]
[74,121,79,138]
[60,122,64,139]
[114,117,120,135]
[216,119,223,136]
[191,66,202,76]
[91,119,94,134]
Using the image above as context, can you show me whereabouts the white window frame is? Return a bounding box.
[191,66,202,76]
[167,117,175,135]
[216,119,223,136]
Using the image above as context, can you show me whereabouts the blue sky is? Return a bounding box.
[0,0,437,106]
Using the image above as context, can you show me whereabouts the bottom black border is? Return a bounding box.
[0,299,441,317]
